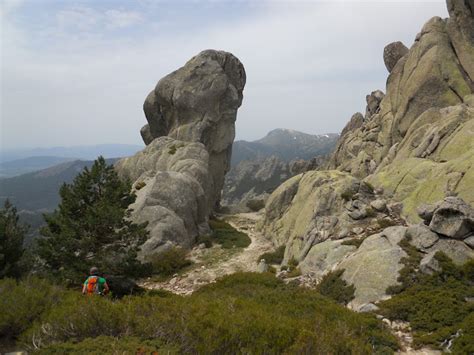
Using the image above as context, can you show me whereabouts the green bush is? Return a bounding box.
[341,190,354,201]
[0,277,67,339]
[258,245,285,264]
[451,313,474,354]
[365,206,376,218]
[38,336,177,354]
[386,236,423,295]
[168,145,177,155]
[147,247,192,277]
[316,269,355,305]
[379,252,474,349]
[285,267,302,278]
[196,234,213,248]
[209,219,251,249]
[16,273,398,353]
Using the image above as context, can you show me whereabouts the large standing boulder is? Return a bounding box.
[116,50,246,258]
[142,50,246,210]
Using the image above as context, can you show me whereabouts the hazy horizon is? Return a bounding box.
[1,0,448,150]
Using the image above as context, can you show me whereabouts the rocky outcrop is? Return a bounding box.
[141,50,246,210]
[328,1,474,221]
[116,50,246,258]
[261,1,473,309]
[339,227,408,310]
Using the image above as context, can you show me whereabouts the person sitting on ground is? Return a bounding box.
[82,266,110,296]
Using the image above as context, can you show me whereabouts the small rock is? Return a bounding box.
[257,259,269,273]
[370,199,387,212]
[349,207,367,220]
[406,224,439,250]
[352,227,364,235]
[358,303,379,313]
[382,318,391,327]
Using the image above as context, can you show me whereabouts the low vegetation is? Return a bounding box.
[147,247,192,279]
[258,245,285,264]
[3,273,398,353]
[379,252,474,352]
[376,218,398,229]
[209,219,251,249]
[341,189,355,201]
[316,269,355,305]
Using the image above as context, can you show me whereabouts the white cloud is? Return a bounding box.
[1,1,449,149]
[56,7,101,31]
[104,10,143,29]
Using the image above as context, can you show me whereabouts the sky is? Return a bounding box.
[1,0,448,150]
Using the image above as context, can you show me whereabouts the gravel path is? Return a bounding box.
[140,212,275,295]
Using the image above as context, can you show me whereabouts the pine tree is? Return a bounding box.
[0,199,28,278]
[37,157,150,284]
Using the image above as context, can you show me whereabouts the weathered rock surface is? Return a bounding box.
[329,3,473,220]
[299,239,356,276]
[142,50,246,210]
[340,226,408,310]
[383,41,408,73]
[261,1,474,311]
[427,197,474,239]
[406,224,439,250]
[116,50,246,258]
[116,137,211,257]
[420,239,474,274]
[365,90,385,120]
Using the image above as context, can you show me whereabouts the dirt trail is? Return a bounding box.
[140,212,275,295]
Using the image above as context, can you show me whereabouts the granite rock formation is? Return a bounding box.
[116,50,246,258]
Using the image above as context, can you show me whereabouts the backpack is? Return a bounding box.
[86,276,103,295]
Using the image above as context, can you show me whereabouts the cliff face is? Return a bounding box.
[261,0,474,309]
[116,50,246,259]
[327,0,474,221]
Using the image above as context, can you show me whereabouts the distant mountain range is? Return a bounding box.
[0,159,118,243]
[231,129,339,166]
[0,144,143,163]
[223,129,339,206]
[0,156,77,178]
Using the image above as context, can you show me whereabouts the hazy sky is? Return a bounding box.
[1,0,448,150]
